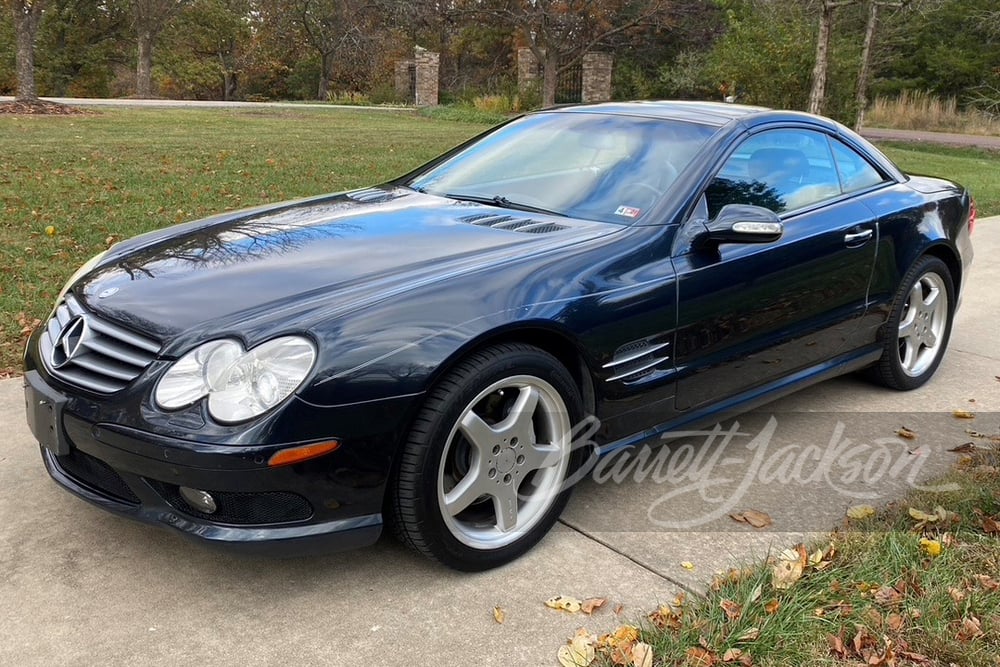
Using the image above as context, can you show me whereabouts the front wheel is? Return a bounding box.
[390,344,584,570]
[868,255,954,390]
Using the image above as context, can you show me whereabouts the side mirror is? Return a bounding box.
[696,204,783,248]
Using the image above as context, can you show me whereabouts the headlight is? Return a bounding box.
[155,336,316,424]
[58,249,108,301]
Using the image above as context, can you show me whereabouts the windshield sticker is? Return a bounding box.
[614,205,642,219]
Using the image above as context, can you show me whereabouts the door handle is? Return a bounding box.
[844,228,874,245]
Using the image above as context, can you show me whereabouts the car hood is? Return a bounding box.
[72,187,615,350]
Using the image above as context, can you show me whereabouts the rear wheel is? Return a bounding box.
[868,255,954,390]
[390,343,584,570]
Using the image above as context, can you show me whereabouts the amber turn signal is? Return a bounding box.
[268,441,340,467]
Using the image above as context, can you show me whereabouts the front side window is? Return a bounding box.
[830,138,887,193]
[407,112,717,224]
[704,129,843,218]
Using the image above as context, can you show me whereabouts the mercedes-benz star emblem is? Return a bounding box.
[51,316,89,369]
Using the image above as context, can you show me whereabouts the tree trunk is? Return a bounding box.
[807,1,837,115]
[317,52,332,100]
[541,52,559,108]
[854,1,880,131]
[136,30,154,98]
[12,1,44,102]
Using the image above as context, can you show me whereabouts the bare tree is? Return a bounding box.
[286,0,375,100]
[464,0,673,108]
[132,0,188,97]
[807,0,858,114]
[7,0,46,101]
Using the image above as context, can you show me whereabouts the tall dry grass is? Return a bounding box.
[866,90,999,135]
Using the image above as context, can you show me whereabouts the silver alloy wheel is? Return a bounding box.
[897,271,949,377]
[437,375,572,549]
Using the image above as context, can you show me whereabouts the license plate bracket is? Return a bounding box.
[24,371,70,456]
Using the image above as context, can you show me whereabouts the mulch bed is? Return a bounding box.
[0,99,91,115]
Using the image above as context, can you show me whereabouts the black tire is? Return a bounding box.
[867,255,954,390]
[389,343,585,571]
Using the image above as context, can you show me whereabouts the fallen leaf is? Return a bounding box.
[44,225,56,236]
[983,517,999,535]
[896,426,917,439]
[558,629,597,667]
[919,537,942,557]
[771,544,807,590]
[630,642,653,667]
[681,561,696,571]
[949,442,976,453]
[887,613,905,631]
[948,587,966,604]
[736,627,760,643]
[827,633,847,658]
[974,574,1000,592]
[729,509,772,528]
[720,599,742,621]
[581,598,607,615]
[764,599,780,615]
[546,595,583,613]
[956,616,984,641]
[492,606,505,624]
[722,648,744,663]
[614,603,625,615]
[909,507,938,523]
[952,409,976,419]
[686,647,718,666]
[847,504,876,520]
[648,605,682,630]
[874,585,903,606]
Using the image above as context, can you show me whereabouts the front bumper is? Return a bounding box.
[24,369,402,556]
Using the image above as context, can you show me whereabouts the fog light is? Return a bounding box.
[179,486,217,514]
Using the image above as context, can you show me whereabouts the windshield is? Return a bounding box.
[406,112,717,224]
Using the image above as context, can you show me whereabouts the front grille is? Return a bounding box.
[56,449,140,504]
[39,292,161,394]
[148,481,313,525]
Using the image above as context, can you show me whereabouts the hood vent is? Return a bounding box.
[459,213,567,234]
[346,187,406,204]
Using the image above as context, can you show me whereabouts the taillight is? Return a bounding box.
[969,198,976,235]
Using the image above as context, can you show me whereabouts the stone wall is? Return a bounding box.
[582,52,613,103]
[394,60,414,101]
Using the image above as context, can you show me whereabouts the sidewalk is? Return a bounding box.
[1,219,997,666]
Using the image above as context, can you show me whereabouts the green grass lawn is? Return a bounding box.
[1,108,996,374]
[878,142,1000,216]
[0,107,491,374]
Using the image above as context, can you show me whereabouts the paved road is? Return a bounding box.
[860,126,1000,150]
[1,219,997,666]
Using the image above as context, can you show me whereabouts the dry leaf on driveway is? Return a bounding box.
[681,561,696,571]
[730,509,772,528]
[546,595,583,613]
[952,409,976,419]
[557,629,597,667]
[580,598,607,615]
[846,504,876,520]
[492,606,505,624]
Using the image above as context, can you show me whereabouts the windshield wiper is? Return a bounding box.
[444,192,567,218]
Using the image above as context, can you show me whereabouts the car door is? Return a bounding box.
[671,127,880,411]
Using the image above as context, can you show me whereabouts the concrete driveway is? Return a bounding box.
[1,219,997,667]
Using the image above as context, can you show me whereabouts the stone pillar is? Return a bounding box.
[582,52,614,103]
[517,47,542,93]
[414,48,439,107]
[395,60,414,102]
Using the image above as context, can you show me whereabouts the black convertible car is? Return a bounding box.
[24,101,974,570]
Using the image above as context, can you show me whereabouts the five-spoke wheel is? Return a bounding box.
[869,255,954,390]
[391,343,584,570]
